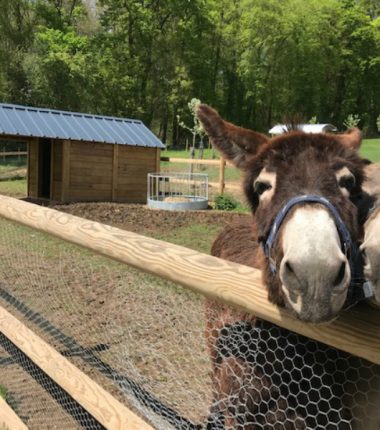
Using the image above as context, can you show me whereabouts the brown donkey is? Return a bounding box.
[362,162,380,305]
[197,105,377,429]
[198,104,368,323]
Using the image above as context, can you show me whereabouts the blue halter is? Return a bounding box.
[261,195,374,307]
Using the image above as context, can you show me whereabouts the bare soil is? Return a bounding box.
[53,202,249,240]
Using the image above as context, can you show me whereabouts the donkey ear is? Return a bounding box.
[335,128,362,151]
[197,104,269,168]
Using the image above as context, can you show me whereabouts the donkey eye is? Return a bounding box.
[338,175,356,192]
[254,181,272,195]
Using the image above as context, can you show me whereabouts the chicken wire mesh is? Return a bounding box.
[0,216,379,429]
[0,334,103,429]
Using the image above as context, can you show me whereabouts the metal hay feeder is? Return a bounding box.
[147,172,208,211]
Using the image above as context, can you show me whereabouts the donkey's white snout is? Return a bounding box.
[279,206,350,320]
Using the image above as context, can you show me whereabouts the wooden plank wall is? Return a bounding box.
[27,140,159,203]
[69,141,113,201]
[51,140,63,201]
[116,146,157,203]
[27,141,38,198]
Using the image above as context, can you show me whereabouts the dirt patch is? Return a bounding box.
[53,202,250,239]
[0,168,26,181]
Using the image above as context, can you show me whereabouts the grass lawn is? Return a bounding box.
[0,179,26,198]
[154,223,224,253]
[0,159,27,174]
[361,138,380,162]
[164,138,380,162]
[0,385,7,399]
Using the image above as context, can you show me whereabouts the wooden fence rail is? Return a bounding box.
[0,395,28,430]
[0,151,28,157]
[0,195,379,366]
[161,156,231,194]
[0,306,152,430]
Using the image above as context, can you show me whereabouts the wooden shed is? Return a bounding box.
[0,103,164,203]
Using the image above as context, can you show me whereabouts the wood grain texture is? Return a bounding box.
[165,157,221,165]
[70,174,113,182]
[112,144,119,201]
[155,148,161,172]
[69,182,112,190]
[208,181,241,191]
[70,142,113,156]
[0,195,380,365]
[0,151,28,157]
[0,306,153,430]
[0,397,28,430]
[219,158,225,194]
[118,166,155,175]
[61,140,71,203]
[160,157,234,166]
[70,155,113,164]
[119,146,155,156]
[27,141,38,198]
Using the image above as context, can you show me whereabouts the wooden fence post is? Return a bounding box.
[0,396,28,430]
[219,157,226,195]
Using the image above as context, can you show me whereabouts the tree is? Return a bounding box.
[0,0,378,137]
[0,0,35,103]
[177,98,205,159]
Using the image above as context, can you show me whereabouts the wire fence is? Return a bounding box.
[0,217,212,429]
[0,201,380,429]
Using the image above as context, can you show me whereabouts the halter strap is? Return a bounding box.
[261,195,374,306]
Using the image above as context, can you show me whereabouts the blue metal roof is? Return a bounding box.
[0,103,165,148]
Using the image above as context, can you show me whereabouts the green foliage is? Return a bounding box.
[308,116,317,125]
[377,114,380,131]
[0,0,379,137]
[214,194,239,211]
[25,26,91,110]
[177,99,204,137]
[177,98,205,151]
[343,114,361,129]
[0,384,7,399]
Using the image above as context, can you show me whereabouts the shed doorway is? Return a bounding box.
[38,139,52,199]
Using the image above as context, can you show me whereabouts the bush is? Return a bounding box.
[214,194,238,211]
[343,114,361,129]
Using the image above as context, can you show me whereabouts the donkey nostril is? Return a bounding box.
[285,261,294,274]
[333,262,346,287]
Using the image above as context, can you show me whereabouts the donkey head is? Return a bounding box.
[198,105,366,323]
[361,164,380,304]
